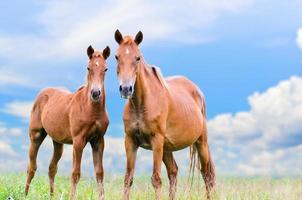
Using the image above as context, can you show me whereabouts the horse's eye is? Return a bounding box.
[115,55,119,60]
[87,67,90,71]
[104,68,108,72]
[136,56,141,61]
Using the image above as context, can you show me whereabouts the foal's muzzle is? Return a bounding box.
[91,89,101,102]
[119,85,133,99]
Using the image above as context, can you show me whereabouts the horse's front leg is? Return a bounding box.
[70,135,86,200]
[151,133,164,200]
[123,134,138,200]
[90,136,105,200]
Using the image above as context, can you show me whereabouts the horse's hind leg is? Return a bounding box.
[194,135,216,199]
[25,128,47,195]
[48,140,63,195]
[163,152,178,200]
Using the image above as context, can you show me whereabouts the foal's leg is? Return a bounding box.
[123,134,138,200]
[194,135,216,199]
[70,136,86,200]
[90,136,105,200]
[48,140,63,195]
[150,134,164,200]
[25,129,47,195]
[163,152,178,200]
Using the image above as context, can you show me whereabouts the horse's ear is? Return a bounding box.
[87,45,94,59]
[134,31,143,45]
[102,46,110,60]
[115,29,123,44]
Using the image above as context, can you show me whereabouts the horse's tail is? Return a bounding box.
[188,134,216,194]
[188,91,216,192]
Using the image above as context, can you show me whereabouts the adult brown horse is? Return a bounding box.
[114,30,215,200]
[24,45,110,200]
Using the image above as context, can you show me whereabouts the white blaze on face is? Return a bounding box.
[95,61,99,66]
[125,48,130,55]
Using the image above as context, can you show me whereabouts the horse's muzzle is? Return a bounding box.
[119,85,133,99]
[91,89,101,102]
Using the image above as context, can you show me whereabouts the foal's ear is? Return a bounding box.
[115,29,123,44]
[102,46,110,60]
[87,45,94,59]
[134,31,143,45]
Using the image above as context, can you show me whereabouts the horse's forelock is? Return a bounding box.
[122,36,135,45]
[92,50,103,59]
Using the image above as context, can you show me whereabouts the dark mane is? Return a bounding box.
[76,85,85,92]
[151,66,167,89]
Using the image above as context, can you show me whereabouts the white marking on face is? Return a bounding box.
[125,48,129,55]
[95,61,99,66]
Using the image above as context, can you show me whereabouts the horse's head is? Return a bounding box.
[114,29,143,99]
[86,45,110,102]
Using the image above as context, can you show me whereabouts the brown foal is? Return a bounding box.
[25,46,110,200]
[114,30,215,200]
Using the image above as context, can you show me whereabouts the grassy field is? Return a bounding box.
[0,173,301,200]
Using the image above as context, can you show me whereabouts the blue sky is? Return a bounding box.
[0,0,302,176]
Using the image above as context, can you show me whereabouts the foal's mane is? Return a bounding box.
[76,85,85,92]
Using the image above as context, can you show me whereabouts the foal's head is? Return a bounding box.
[114,29,143,99]
[86,45,110,102]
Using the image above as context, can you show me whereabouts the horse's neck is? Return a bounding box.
[131,61,161,108]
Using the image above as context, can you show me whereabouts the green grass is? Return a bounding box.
[0,173,301,200]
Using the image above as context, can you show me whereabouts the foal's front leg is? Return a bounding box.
[70,136,86,200]
[90,136,105,200]
[151,134,164,200]
[123,134,138,200]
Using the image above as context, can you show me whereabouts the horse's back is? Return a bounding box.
[30,87,72,131]
[165,75,205,110]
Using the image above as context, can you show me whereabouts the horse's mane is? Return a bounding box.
[151,65,169,90]
[76,85,85,92]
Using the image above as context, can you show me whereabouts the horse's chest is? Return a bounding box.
[126,114,157,149]
[128,113,151,133]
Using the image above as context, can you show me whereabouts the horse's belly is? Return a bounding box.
[164,119,203,151]
[41,104,72,144]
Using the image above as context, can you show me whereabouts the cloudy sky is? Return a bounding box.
[0,0,301,177]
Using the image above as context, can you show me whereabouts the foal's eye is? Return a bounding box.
[87,67,90,71]
[104,68,108,72]
[115,55,119,60]
[136,56,141,61]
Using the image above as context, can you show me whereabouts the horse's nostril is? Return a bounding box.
[129,86,133,93]
[119,85,122,92]
[92,90,100,98]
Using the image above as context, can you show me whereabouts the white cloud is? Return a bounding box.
[0,140,17,156]
[2,101,33,119]
[208,76,302,175]
[297,28,302,49]
[0,0,253,60]
[0,68,31,86]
